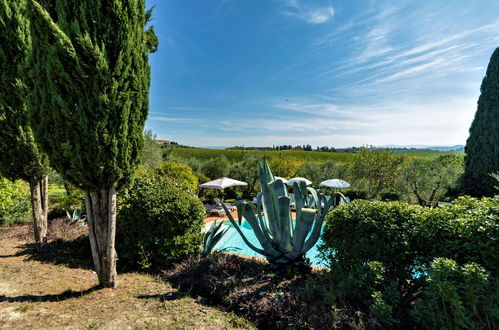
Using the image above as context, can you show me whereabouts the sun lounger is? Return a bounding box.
[204,203,225,217]
[214,197,236,212]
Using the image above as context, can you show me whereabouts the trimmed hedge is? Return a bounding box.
[320,196,498,327]
[117,176,204,270]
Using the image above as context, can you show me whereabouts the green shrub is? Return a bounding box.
[320,196,498,325]
[412,258,498,329]
[0,178,31,226]
[343,188,369,200]
[379,188,401,201]
[117,176,204,270]
[155,161,198,191]
[49,188,85,218]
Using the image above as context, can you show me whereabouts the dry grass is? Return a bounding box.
[0,219,254,329]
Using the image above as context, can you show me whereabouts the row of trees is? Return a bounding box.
[162,148,464,205]
[0,0,157,288]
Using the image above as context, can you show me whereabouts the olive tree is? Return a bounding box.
[0,0,49,244]
[28,0,157,288]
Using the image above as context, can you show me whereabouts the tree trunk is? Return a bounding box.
[29,176,48,245]
[63,181,73,195]
[85,187,118,288]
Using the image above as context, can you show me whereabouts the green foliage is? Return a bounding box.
[200,155,230,180]
[28,0,156,191]
[50,188,85,216]
[349,148,403,197]
[298,160,349,189]
[463,47,499,197]
[321,197,499,325]
[228,152,262,198]
[117,176,204,270]
[412,258,498,329]
[399,154,463,204]
[0,177,31,226]
[155,161,198,192]
[223,160,339,267]
[202,220,229,257]
[140,130,163,171]
[0,0,48,182]
[342,188,369,200]
[171,148,356,164]
[378,188,401,201]
[492,172,499,191]
[269,154,303,178]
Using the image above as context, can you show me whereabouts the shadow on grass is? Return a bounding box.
[16,235,93,270]
[136,291,191,302]
[0,285,100,303]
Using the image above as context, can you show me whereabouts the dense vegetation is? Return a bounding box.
[117,176,204,270]
[0,178,31,226]
[463,47,499,196]
[320,197,498,328]
[166,147,464,205]
[0,0,50,244]
[27,0,157,288]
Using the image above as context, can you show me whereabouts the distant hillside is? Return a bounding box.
[380,145,464,152]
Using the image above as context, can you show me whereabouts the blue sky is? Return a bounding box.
[145,0,499,148]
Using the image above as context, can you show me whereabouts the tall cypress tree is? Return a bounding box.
[463,47,499,197]
[29,0,158,288]
[0,0,49,244]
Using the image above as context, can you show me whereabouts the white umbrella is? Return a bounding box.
[320,179,350,188]
[286,177,312,186]
[273,176,288,184]
[199,177,248,189]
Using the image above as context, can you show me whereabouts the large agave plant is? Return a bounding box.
[221,160,344,267]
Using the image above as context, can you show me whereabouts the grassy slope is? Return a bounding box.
[0,221,254,329]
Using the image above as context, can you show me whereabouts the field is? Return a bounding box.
[170,148,463,163]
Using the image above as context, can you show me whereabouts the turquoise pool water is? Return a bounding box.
[214,220,328,266]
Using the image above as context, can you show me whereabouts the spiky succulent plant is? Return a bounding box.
[222,160,345,267]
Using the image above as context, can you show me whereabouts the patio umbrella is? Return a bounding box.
[320,179,350,188]
[199,177,248,189]
[286,177,312,186]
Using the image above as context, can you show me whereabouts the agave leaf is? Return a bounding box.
[241,203,281,257]
[260,162,277,237]
[287,208,316,259]
[302,193,335,253]
[307,186,320,212]
[210,227,230,249]
[221,201,278,258]
[277,196,293,253]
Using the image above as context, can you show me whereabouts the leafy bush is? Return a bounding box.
[343,188,369,200]
[379,188,401,201]
[320,196,498,326]
[117,176,204,270]
[412,258,498,329]
[49,188,85,218]
[155,161,198,191]
[0,178,31,226]
[199,155,230,180]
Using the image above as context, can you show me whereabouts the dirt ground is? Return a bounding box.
[0,221,254,329]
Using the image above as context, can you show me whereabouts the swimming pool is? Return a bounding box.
[214,220,328,266]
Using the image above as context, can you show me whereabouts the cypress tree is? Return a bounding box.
[29,0,158,288]
[0,0,49,244]
[463,47,499,196]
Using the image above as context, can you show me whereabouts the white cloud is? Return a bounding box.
[279,0,334,25]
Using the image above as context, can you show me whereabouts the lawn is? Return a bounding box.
[0,220,254,329]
